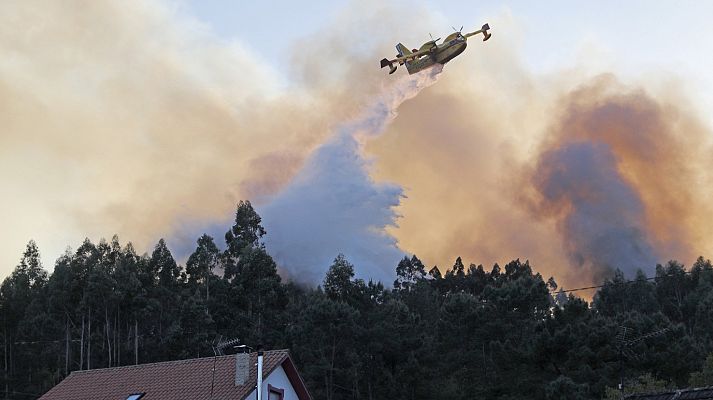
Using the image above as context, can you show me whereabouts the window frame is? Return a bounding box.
[268,384,285,400]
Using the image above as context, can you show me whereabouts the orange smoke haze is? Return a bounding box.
[1,1,711,289]
[371,67,713,287]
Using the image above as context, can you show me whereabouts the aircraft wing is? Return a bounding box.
[385,48,430,64]
[380,48,430,74]
[464,23,491,41]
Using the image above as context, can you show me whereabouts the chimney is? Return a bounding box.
[235,351,249,386]
[256,345,264,400]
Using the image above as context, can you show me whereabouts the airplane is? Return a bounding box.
[380,23,491,75]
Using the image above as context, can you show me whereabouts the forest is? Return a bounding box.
[2,200,713,399]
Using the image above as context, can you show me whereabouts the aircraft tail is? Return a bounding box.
[396,43,415,73]
[396,43,411,57]
[395,43,420,74]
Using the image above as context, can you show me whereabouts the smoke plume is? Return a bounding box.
[2,1,712,290]
[531,141,657,280]
[523,76,713,282]
[259,66,442,284]
[368,59,713,287]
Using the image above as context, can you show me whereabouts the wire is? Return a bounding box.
[3,390,42,398]
[209,351,217,400]
[13,339,81,345]
[551,269,698,295]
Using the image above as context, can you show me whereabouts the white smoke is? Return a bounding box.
[259,65,443,285]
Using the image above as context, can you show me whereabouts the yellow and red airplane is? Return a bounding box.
[380,23,491,74]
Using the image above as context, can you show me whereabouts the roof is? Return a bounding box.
[40,349,311,400]
[626,387,713,400]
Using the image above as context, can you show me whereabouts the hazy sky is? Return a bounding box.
[182,0,713,113]
[2,0,712,286]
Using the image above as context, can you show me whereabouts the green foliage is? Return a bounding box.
[186,234,219,304]
[323,254,357,301]
[545,376,589,400]
[151,238,181,287]
[603,373,671,400]
[689,353,713,388]
[224,200,265,256]
[393,255,426,292]
[2,202,713,399]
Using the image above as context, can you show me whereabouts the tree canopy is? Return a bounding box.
[2,202,713,399]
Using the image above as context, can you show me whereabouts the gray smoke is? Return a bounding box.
[258,132,403,284]
[259,65,443,285]
[532,140,658,280]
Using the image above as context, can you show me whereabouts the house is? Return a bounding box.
[39,349,311,400]
[625,386,713,399]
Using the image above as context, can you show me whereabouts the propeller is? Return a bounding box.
[428,33,441,43]
[464,23,491,41]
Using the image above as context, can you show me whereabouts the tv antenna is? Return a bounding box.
[210,336,241,399]
[213,336,241,356]
[616,326,671,399]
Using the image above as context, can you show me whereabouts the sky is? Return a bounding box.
[1,0,712,289]
[183,0,713,112]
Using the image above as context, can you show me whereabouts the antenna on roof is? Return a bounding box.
[211,335,223,356]
[616,326,671,399]
[213,336,241,356]
[210,336,241,399]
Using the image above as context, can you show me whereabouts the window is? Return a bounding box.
[126,394,145,400]
[268,384,284,400]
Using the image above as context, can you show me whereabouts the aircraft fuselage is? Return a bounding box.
[405,41,467,74]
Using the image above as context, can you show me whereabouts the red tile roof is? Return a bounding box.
[626,386,713,399]
[40,349,310,400]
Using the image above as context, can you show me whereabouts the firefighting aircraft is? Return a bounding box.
[380,23,491,74]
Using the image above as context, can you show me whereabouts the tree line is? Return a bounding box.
[2,200,713,399]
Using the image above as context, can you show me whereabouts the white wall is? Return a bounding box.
[245,364,300,400]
